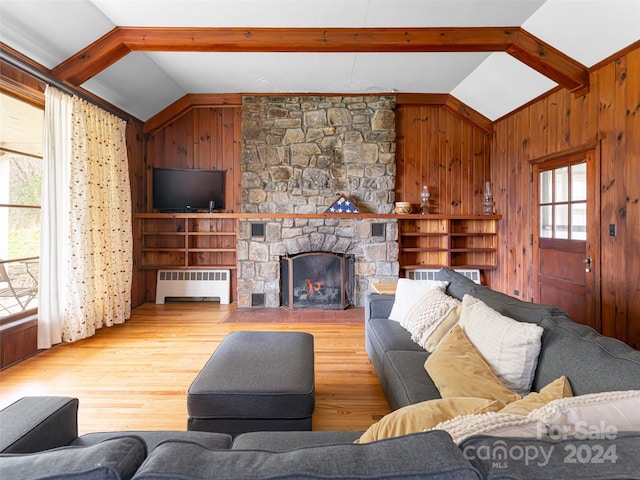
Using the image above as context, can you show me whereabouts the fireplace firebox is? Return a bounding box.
[280,252,354,309]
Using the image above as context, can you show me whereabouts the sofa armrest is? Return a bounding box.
[364,293,395,322]
[0,396,79,453]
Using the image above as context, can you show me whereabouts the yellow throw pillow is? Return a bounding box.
[424,304,462,352]
[425,325,520,404]
[500,376,573,416]
[356,397,503,444]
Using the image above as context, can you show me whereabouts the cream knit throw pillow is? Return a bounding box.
[401,289,461,347]
[529,390,640,434]
[433,412,546,445]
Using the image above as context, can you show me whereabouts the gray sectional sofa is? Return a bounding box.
[365,268,640,410]
[0,396,482,479]
[2,268,640,479]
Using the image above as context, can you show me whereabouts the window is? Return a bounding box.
[0,92,43,320]
[539,162,587,241]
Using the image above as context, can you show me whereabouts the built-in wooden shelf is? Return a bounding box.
[397,214,501,272]
[135,213,238,270]
[134,212,500,273]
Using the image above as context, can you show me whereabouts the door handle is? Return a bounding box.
[583,257,592,273]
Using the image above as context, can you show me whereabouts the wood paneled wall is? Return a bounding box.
[489,44,640,349]
[0,318,37,369]
[395,104,490,214]
[126,121,146,307]
[144,106,243,213]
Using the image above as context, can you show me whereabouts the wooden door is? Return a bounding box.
[532,150,599,331]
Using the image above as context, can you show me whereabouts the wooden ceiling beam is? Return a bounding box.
[510,30,589,92]
[51,26,589,92]
[118,26,516,52]
[52,28,130,85]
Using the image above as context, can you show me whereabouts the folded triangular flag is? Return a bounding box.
[325,194,359,213]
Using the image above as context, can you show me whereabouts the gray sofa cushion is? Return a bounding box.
[0,436,145,480]
[72,431,232,451]
[232,431,363,451]
[385,350,440,410]
[367,317,424,355]
[532,315,640,394]
[133,431,482,480]
[436,268,565,325]
[0,396,78,453]
[365,316,425,395]
[460,432,640,480]
[468,285,566,325]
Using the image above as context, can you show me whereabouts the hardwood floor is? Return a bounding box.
[0,303,390,435]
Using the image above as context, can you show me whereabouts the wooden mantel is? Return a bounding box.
[134,212,502,220]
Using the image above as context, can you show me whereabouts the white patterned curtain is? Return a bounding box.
[39,86,132,348]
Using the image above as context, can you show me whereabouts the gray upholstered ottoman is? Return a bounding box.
[187,331,315,436]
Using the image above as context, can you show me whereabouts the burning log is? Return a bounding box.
[303,279,323,296]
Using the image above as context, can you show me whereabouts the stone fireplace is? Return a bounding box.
[237,95,398,308]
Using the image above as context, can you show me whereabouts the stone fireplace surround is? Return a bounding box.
[237,95,398,308]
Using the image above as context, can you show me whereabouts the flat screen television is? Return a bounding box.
[153,167,225,212]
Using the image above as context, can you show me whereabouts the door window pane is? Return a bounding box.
[571,203,587,240]
[540,170,552,204]
[554,204,568,239]
[571,163,587,201]
[540,205,552,238]
[554,167,569,202]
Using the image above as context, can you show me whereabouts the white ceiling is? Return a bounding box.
[1,0,639,122]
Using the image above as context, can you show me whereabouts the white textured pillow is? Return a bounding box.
[432,412,547,445]
[529,390,640,434]
[388,278,448,322]
[400,289,461,347]
[458,294,543,396]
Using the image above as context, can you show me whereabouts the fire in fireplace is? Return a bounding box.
[280,252,354,309]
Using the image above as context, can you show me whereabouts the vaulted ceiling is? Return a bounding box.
[1,0,639,122]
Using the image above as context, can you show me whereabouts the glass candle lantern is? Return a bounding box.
[482,181,495,215]
[420,186,431,214]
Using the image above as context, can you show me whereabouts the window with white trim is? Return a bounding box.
[0,92,43,319]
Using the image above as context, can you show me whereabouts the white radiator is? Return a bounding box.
[407,269,482,284]
[155,270,230,304]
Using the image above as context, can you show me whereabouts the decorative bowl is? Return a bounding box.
[394,202,413,214]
